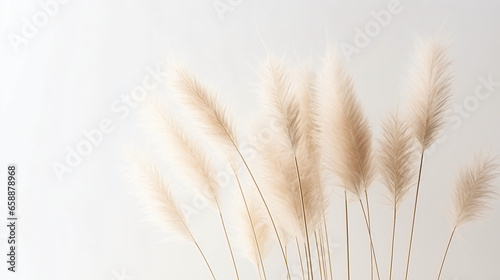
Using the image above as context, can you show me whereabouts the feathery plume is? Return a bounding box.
[143,95,241,279]
[379,110,417,209]
[142,95,219,207]
[409,40,452,151]
[437,154,499,280]
[318,51,374,197]
[239,193,271,271]
[260,56,319,278]
[296,65,327,231]
[168,63,238,152]
[260,56,301,152]
[296,65,333,279]
[126,152,192,241]
[256,142,303,241]
[378,109,417,280]
[318,51,380,280]
[125,152,217,279]
[405,39,453,280]
[451,154,499,227]
[168,62,291,277]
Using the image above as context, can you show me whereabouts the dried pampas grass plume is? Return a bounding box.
[257,143,303,242]
[170,60,291,278]
[437,154,499,279]
[260,55,316,277]
[295,65,327,232]
[261,56,301,152]
[143,95,219,205]
[378,109,417,280]
[296,65,333,279]
[405,39,453,280]
[317,51,378,280]
[451,154,499,227]
[409,39,453,151]
[239,192,271,280]
[318,51,374,197]
[126,152,191,240]
[125,152,217,279]
[168,63,238,152]
[379,109,417,209]
[142,95,241,279]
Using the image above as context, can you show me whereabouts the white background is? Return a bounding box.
[1,0,500,279]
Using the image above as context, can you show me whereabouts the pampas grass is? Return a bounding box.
[437,154,499,280]
[317,51,375,198]
[317,51,379,280]
[170,62,292,278]
[142,95,240,279]
[378,109,417,280]
[125,39,499,280]
[125,152,217,279]
[168,63,238,153]
[238,188,271,280]
[260,56,315,278]
[404,39,453,280]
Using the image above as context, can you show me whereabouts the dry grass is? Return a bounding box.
[125,39,499,280]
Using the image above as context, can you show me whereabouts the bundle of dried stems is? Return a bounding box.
[125,39,499,280]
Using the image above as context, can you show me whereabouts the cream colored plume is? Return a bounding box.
[168,63,238,152]
[125,152,192,242]
[260,56,301,152]
[295,65,327,230]
[451,154,499,227]
[239,191,271,268]
[256,141,304,241]
[318,51,374,197]
[142,95,219,207]
[408,39,452,151]
[379,109,417,208]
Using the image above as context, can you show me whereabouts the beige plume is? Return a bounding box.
[168,63,238,152]
[295,65,327,231]
[260,56,301,152]
[437,153,498,280]
[318,51,374,197]
[239,192,271,270]
[125,152,192,241]
[409,40,453,151]
[378,109,417,280]
[451,154,499,227]
[142,95,219,207]
[379,109,417,208]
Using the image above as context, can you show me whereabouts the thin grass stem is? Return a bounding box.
[405,151,425,280]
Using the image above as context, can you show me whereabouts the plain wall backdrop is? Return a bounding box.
[1,0,500,279]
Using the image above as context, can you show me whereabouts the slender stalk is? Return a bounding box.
[404,152,425,280]
[314,231,324,280]
[318,229,328,280]
[234,147,291,279]
[230,164,267,280]
[437,227,456,280]
[389,207,397,280]
[189,233,217,280]
[323,218,334,280]
[359,199,381,280]
[304,243,311,279]
[294,155,314,280]
[214,199,240,280]
[284,244,290,280]
[257,262,264,280]
[364,190,373,280]
[344,191,351,280]
[296,238,307,280]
